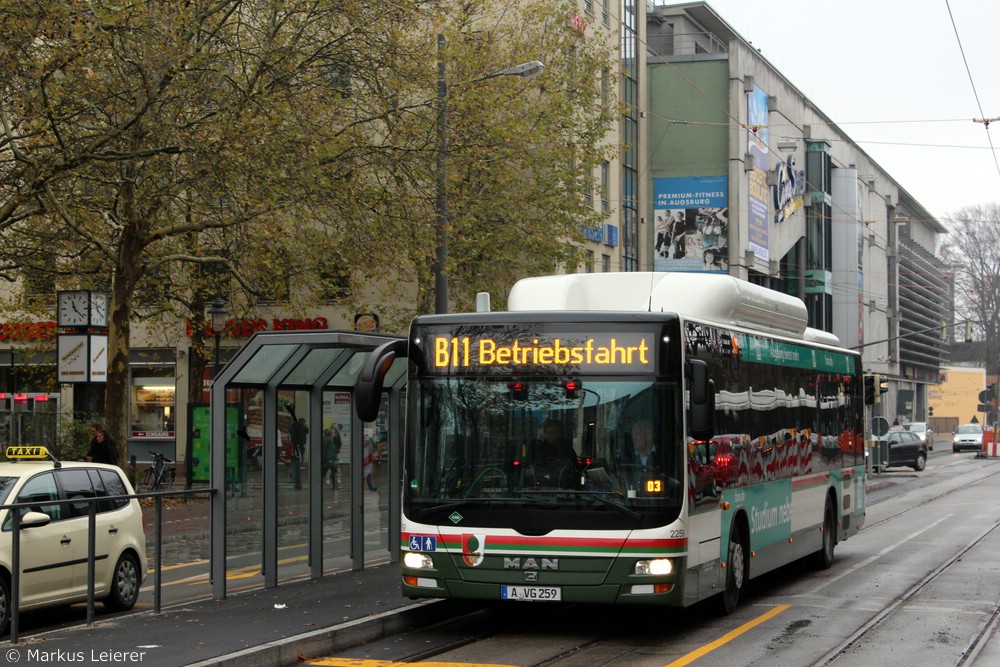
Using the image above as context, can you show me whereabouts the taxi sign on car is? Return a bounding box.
[5,445,49,459]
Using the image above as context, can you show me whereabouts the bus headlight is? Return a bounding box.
[635,558,673,575]
[403,552,434,569]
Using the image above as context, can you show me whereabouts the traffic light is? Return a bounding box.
[877,375,888,400]
[928,407,934,417]
[864,375,875,405]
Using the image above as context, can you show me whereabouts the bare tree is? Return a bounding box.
[941,203,1000,374]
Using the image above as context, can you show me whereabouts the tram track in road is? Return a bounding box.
[861,461,1000,531]
[815,503,1000,665]
[308,601,652,667]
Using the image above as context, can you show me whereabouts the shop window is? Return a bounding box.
[131,367,176,438]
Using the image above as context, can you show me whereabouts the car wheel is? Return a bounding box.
[719,519,747,615]
[104,552,141,612]
[913,452,926,472]
[0,573,9,636]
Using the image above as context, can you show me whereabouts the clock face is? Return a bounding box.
[57,291,90,327]
[89,292,109,327]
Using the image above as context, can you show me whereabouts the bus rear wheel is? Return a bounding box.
[720,520,747,615]
[813,497,836,570]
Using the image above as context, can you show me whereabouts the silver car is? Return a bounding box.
[952,423,984,453]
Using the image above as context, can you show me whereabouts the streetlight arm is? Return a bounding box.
[467,60,546,86]
[492,60,545,80]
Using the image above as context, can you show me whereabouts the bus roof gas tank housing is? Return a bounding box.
[508,272,839,345]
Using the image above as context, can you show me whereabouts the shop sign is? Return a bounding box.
[186,316,329,339]
[0,321,58,342]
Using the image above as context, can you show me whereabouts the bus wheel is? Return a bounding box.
[814,497,836,570]
[720,520,746,615]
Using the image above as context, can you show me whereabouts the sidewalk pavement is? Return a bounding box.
[17,564,463,667]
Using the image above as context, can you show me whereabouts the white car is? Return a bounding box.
[952,423,984,453]
[903,421,933,451]
[0,446,147,635]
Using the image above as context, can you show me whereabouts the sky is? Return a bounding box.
[686,0,1000,227]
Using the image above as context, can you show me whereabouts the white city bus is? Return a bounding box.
[355,272,865,613]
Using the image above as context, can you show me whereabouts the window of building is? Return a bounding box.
[319,268,351,303]
[602,254,611,272]
[21,270,55,309]
[130,366,176,439]
[585,250,595,273]
[600,161,610,214]
[257,274,291,304]
[584,0,593,15]
[602,0,609,26]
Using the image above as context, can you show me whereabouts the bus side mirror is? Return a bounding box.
[688,359,715,441]
[355,339,408,422]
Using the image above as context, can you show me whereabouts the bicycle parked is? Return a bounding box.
[143,451,176,490]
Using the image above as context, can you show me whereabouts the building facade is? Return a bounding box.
[644,1,950,424]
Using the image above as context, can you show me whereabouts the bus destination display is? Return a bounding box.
[427,332,656,374]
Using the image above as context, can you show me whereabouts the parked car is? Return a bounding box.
[0,446,147,635]
[952,423,984,453]
[903,421,933,451]
[874,428,927,472]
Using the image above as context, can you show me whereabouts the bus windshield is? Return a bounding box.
[404,375,684,530]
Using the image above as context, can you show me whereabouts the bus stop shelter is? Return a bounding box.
[208,330,406,600]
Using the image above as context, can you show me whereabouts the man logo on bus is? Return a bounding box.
[463,534,486,567]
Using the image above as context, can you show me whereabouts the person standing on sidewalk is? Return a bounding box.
[86,423,119,465]
[290,417,308,489]
[322,425,342,489]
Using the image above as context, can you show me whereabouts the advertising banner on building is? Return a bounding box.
[747,84,770,260]
[653,175,728,272]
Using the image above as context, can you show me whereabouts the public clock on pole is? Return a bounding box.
[57,290,90,328]
[89,292,109,328]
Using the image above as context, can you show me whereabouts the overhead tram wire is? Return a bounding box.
[945,0,1000,181]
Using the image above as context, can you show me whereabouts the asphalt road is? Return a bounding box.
[304,449,1000,667]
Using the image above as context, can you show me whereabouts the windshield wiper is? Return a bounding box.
[512,488,642,518]
[419,497,524,513]
[576,491,642,519]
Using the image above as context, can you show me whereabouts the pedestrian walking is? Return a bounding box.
[363,436,379,492]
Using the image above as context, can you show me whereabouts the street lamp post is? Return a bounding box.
[434,34,544,314]
[208,298,228,378]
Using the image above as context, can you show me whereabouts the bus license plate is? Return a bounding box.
[501,585,561,601]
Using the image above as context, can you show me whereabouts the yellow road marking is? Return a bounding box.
[664,603,791,666]
[304,605,791,667]
[306,661,519,667]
